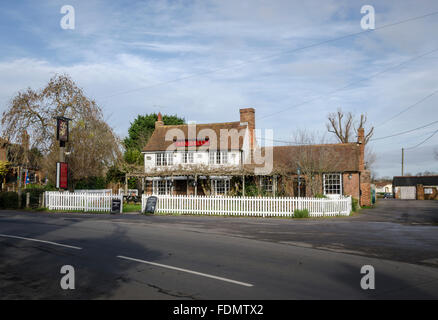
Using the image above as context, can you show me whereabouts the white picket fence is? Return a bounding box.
[141,194,352,217]
[45,192,123,212]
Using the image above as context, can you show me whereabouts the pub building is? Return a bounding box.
[128,108,371,206]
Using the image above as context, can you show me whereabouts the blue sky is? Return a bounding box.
[1,0,438,178]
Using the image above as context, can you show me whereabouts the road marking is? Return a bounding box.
[117,255,253,287]
[0,234,82,250]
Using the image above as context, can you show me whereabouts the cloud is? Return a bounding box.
[0,0,437,178]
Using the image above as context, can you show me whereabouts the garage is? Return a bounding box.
[393,176,438,200]
[399,186,416,200]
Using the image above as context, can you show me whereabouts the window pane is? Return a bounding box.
[323,173,342,195]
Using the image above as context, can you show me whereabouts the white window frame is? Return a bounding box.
[260,176,273,193]
[182,151,195,164]
[209,151,228,165]
[156,152,174,166]
[323,173,343,196]
[153,180,171,195]
[211,178,230,195]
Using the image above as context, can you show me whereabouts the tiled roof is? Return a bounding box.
[142,122,248,152]
[266,143,360,173]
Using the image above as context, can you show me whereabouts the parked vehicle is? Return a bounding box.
[383,193,393,199]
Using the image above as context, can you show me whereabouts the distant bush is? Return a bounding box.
[0,192,19,209]
[294,209,309,218]
[0,187,49,209]
[314,194,328,198]
[74,176,106,190]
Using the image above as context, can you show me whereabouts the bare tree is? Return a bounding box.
[326,108,374,144]
[1,74,122,185]
[365,146,377,170]
[326,109,354,143]
[289,130,340,196]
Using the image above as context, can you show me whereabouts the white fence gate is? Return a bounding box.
[141,195,352,217]
[45,192,123,212]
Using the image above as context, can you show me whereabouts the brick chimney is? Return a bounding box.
[240,108,255,150]
[155,112,164,129]
[357,127,365,171]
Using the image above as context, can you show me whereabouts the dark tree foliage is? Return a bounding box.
[123,113,184,164]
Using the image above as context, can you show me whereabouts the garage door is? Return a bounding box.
[400,186,416,199]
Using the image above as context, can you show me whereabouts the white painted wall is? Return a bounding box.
[143,151,242,172]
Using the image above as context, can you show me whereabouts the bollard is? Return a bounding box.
[26,192,30,208]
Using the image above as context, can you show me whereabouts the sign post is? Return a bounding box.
[54,116,71,190]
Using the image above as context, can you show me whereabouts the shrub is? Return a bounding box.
[352,197,359,212]
[294,209,309,218]
[0,192,19,209]
[22,187,47,208]
[314,193,328,198]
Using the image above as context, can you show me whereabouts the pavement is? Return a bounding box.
[0,199,437,299]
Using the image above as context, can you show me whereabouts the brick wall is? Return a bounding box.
[343,172,360,200]
[416,184,424,200]
[360,170,372,206]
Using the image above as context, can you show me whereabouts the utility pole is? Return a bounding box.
[401,148,404,176]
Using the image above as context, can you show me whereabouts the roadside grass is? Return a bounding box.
[46,209,108,214]
[123,204,142,213]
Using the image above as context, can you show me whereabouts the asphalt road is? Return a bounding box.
[0,199,438,299]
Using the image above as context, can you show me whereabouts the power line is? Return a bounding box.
[375,88,438,127]
[257,47,438,120]
[405,129,438,150]
[371,119,438,141]
[99,10,438,102]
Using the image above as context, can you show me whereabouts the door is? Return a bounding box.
[400,186,416,199]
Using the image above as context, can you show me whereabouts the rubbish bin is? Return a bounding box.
[144,196,158,214]
[111,198,122,214]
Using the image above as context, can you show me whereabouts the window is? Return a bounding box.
[182,152,194,164]
[260,176,273,193]
[212,179,230,195]
[153,180,171,195]
[209,151,228,165]
[156,153,173,166]
[323,173,342,195]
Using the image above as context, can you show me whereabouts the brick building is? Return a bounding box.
[134,108,372,206]
[393,176,438,200]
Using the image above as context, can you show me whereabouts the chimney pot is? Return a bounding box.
[155,112,164,128]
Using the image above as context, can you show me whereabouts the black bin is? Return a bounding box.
[144,196,158,214]
[111,198,122,214]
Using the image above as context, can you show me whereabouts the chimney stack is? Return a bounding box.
[155,112,164,129]
[240,108,255,150]
[357,127,365,171]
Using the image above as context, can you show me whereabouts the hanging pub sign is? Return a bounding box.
[56,117,69,142]
[56,162,68,189]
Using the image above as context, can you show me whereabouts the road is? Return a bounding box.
[0,199,438,299]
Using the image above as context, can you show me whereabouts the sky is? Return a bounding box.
[0,0,437,178]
